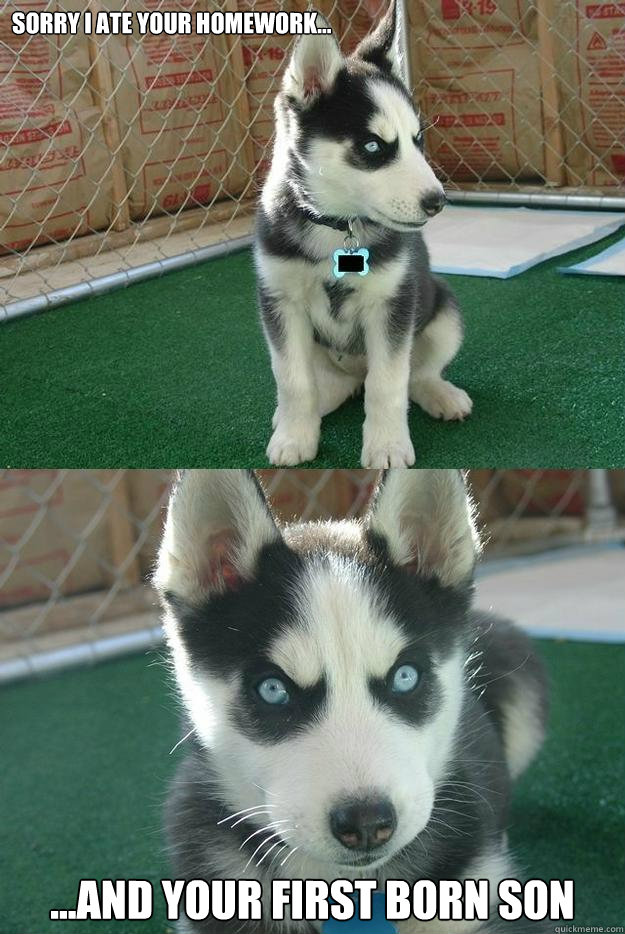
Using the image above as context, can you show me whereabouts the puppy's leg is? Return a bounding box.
[409,302,473,421]
[262,296,321,466]
[361,317,415,467]
[313,345,364,417]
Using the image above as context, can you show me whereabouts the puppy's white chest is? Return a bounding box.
[258,243,409,353]
[314,255,408,344]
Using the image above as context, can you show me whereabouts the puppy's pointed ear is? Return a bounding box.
[154,470,280,604]
[282,16,343,105]
[352,0,403,82]
[366,470,480,587]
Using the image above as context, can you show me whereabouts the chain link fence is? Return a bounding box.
[1,468,623,682]
[1,0,623,317]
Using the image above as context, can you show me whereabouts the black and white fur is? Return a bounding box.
[155,470,548,934]
[256,2,473,468]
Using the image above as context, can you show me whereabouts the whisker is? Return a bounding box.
[442,780,500,811]
[268,841,291,870]
[169,729,194,756]
[478,654,532,689]
[217,804,274,826]
[217,803,277,825]
[245,831,285,871]
[256,837,289,867]
[433,805,479,822]
[280,845,300,869]
[240,820,290,850]
[428,816,471,838]
[419,115,439,132]
[230,809,277,829]
[252,782,280,799]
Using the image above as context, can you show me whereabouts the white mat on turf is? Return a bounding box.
[423,205,625,279]
[475,547,625,643]
[559,235,625,277]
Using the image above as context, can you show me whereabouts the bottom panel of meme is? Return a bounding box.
[1,469,623,934]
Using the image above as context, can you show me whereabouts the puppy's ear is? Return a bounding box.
[352,0,403,82]
[366,470,480,587]
[282,16,343,105]
[154,470,280,604]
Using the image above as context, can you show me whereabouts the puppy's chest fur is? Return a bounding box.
[259,235,411,355]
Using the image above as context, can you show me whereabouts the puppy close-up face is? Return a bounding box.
[156,469,478,872]
[277,4,446,230]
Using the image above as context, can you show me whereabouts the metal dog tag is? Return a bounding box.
[333,247,370,278]
[332,218,370,279]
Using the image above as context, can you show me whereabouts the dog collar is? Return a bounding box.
[300,208,375,233]
[297,208,372,278]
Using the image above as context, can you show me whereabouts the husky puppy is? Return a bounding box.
[156,470,548,933]
[255,2,473,468]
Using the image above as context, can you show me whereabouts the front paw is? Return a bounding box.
[361,424,415,467]
[410,378,473,421]
[267,418,320,465]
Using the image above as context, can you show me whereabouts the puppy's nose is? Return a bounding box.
[330,797,396,850]
[421,190,446,217]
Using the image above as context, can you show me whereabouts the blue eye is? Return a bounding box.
[414,130,424,148]
[391,664,419,694]
[364,139,381,153]
[257,677,290,705]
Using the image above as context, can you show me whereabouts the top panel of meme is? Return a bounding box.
[1,0,624,468]
[1,4,625,934]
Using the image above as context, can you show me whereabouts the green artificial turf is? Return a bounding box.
[0,639,624,933]
[2,229,624,468]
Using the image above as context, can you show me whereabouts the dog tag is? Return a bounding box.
[333,248,370,278]
[322,892,397,932]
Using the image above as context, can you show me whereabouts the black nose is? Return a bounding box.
[421,190,446,217]
[330,797,396,850]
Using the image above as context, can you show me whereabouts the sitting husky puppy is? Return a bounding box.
[156,470,548,933]
[256,1,473,468]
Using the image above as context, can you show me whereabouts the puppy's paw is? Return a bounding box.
[361,427,415,468]
[411,378,473,421]
[267,419,320,466]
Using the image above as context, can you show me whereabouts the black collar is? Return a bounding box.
[298,207,377,233]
